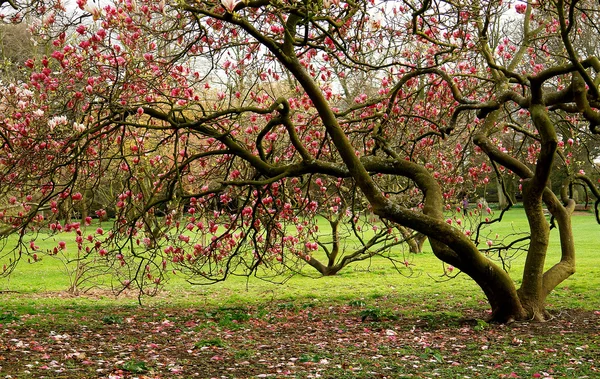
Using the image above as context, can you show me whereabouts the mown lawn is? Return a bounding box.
[0,209,598,378]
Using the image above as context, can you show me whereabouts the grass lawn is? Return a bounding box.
[0,209,598,378]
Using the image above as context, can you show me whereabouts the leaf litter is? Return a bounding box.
[0,298,598,378]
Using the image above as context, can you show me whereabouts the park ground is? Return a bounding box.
[0,290,598,378]
[0,209,599,378]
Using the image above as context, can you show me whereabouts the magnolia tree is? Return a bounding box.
[0,0,599,321]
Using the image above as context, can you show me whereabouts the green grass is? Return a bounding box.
[0,209,598,313]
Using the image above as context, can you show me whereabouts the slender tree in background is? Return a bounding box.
[0,0,599,322]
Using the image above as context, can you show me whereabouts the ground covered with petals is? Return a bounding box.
[0,294,598,378]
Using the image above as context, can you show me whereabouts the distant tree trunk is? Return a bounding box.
[398,226,427,254]
[497,177,508,210]
[80,191,89,222]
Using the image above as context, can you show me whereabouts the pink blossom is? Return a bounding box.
[96,29,106,39]
[76,25,87,34]
[50,50,64,61]
[515,3,527,14]
[221,0,240,12]
[305,242,318,251]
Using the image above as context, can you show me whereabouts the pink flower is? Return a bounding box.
[486,240,493,247]
[305,242,318,251]
[221,0,239,12]
[76,25,87,34]
[96,227,104,235]
[96,29,106,39]
[50,50,64,61]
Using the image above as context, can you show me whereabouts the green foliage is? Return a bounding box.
[218,307,251,322]
[419,311,462,329]
[348,299,367,307]
[101,315,122,325]
[233,348,255,359]
[0,311,19,323]
[204,307,251,329]
[195,338,225,348]
[277,302,297,311]
[299,353,325,363]
[121,359,148,374]
[473,319,488,331]
[422,347,444,363]
[359,307,399,322]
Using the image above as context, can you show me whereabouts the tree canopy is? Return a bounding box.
[0,0,599,322]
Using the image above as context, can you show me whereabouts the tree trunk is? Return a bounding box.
[305,256,342,276]
[497,177,508,210]
[398,226,427,254]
